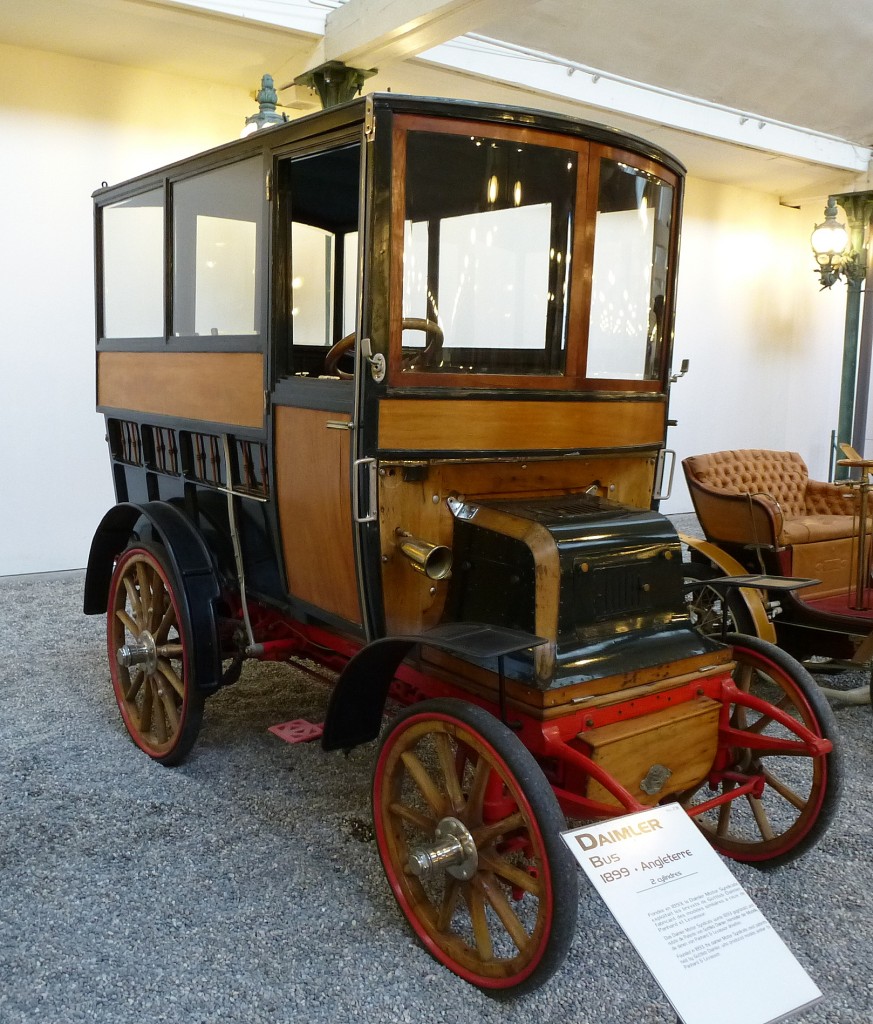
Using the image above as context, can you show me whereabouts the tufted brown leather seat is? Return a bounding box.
[682,449,861,597]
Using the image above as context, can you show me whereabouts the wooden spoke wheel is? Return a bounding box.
[680,634,842,866]
[373,699,577,995]
[107,544,203,766]
[683,561,755,638]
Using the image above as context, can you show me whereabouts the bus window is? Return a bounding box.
[101,187,164,339]
[277,144,360,377]
[399,129,577,378]
[172,157,264,339]
[586,158,674,381]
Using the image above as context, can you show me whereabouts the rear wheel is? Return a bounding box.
[107,543,203,765]
[373,698,577,995]
[679,634,841,865]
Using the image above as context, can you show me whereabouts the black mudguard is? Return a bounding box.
[322,622,545,751]
[83,501,224,694]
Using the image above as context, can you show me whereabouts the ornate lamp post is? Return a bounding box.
[811,191,873,477]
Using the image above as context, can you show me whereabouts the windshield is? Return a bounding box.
[393,119,678,390]
[400,127,579,378]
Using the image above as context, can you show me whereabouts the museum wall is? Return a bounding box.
[0,41,845,574]
[662,179,846,513]
[0,42,252,575]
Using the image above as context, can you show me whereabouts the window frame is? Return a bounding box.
[388,115,680,393]
[169,154,267,347]
[580,144,681,392]
[389,114,589,391]
[96,181,169,348]
[271,135,364,381]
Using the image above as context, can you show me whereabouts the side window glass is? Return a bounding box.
[172,158,263,338]
[102,188,164,338]
[342,231,359,336]
[289,226,359,348]
[278,144,361,377]
[586,159,673,380]
[290,223,335,347]
[400,130,576,377]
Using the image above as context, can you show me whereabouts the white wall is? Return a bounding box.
[661,178,846,513]
[0,43,847,572]
[0,43,251,575]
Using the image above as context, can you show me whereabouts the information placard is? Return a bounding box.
[562,803,821,1024]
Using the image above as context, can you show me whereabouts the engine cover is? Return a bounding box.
[446,493,717,688]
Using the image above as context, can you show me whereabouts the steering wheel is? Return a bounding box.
[323,331,357,379]
[400,317,444,370]
[323,319,444,379]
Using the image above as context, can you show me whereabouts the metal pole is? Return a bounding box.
[851,257,873,453]
[835,276,863,479]
[831,192,873,479]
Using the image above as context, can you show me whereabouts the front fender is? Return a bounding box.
[322,622,545,752]
[84,501,224,693]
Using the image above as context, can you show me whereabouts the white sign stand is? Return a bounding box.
[562,803,821,1024]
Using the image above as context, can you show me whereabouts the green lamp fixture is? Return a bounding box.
[241,73,289,137]
[810,197,851,289]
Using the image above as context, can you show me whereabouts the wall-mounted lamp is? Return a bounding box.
[811,197,853,289]
[241,73,289,138]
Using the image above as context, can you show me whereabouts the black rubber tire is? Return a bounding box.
[681,633,842,867]
[372,698,577,996]
[107,542,204,766]
[684,559,757,638]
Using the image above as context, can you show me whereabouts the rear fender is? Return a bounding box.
[84,501,224,693]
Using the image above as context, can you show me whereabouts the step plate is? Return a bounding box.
[268,719,325,744]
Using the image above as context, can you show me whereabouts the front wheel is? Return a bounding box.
[679,634,842,866]
[107,543,204,765]
[373,698,577,995]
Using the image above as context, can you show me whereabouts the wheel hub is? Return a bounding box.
[407,816,478,881]
[117,630,158,674]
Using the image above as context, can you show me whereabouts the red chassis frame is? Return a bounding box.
[237,601,832,826]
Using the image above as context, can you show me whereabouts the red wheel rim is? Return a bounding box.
[684,647,829,863]
[373,710,556,989]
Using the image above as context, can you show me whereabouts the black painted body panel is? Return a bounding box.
[446,494,718,687]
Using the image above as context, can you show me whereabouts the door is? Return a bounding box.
[272,140,365,627]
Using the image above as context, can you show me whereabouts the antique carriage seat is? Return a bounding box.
[682,448,862,597]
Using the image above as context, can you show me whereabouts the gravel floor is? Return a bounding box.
[0,568,871,1024]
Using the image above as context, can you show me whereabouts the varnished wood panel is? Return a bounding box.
[585,698,720,808]
[378,398,665,453]
[378,455,657,639]
[418,649,731,717]
[275,407,361,625]
[98,351,264,428]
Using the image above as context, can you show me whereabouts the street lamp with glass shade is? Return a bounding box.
[811,197,850,289]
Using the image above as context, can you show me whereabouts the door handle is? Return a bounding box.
[353,457,378,523]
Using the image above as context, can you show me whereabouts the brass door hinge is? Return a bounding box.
[265,170,273,202]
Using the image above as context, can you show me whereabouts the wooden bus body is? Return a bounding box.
[84,94,840,994]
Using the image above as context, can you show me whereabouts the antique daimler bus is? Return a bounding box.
[85,94,840,994]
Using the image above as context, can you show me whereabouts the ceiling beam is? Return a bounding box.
[418,35,873,174]
[319,0,533,68]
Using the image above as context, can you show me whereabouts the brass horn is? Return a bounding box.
[395,530,453,580]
